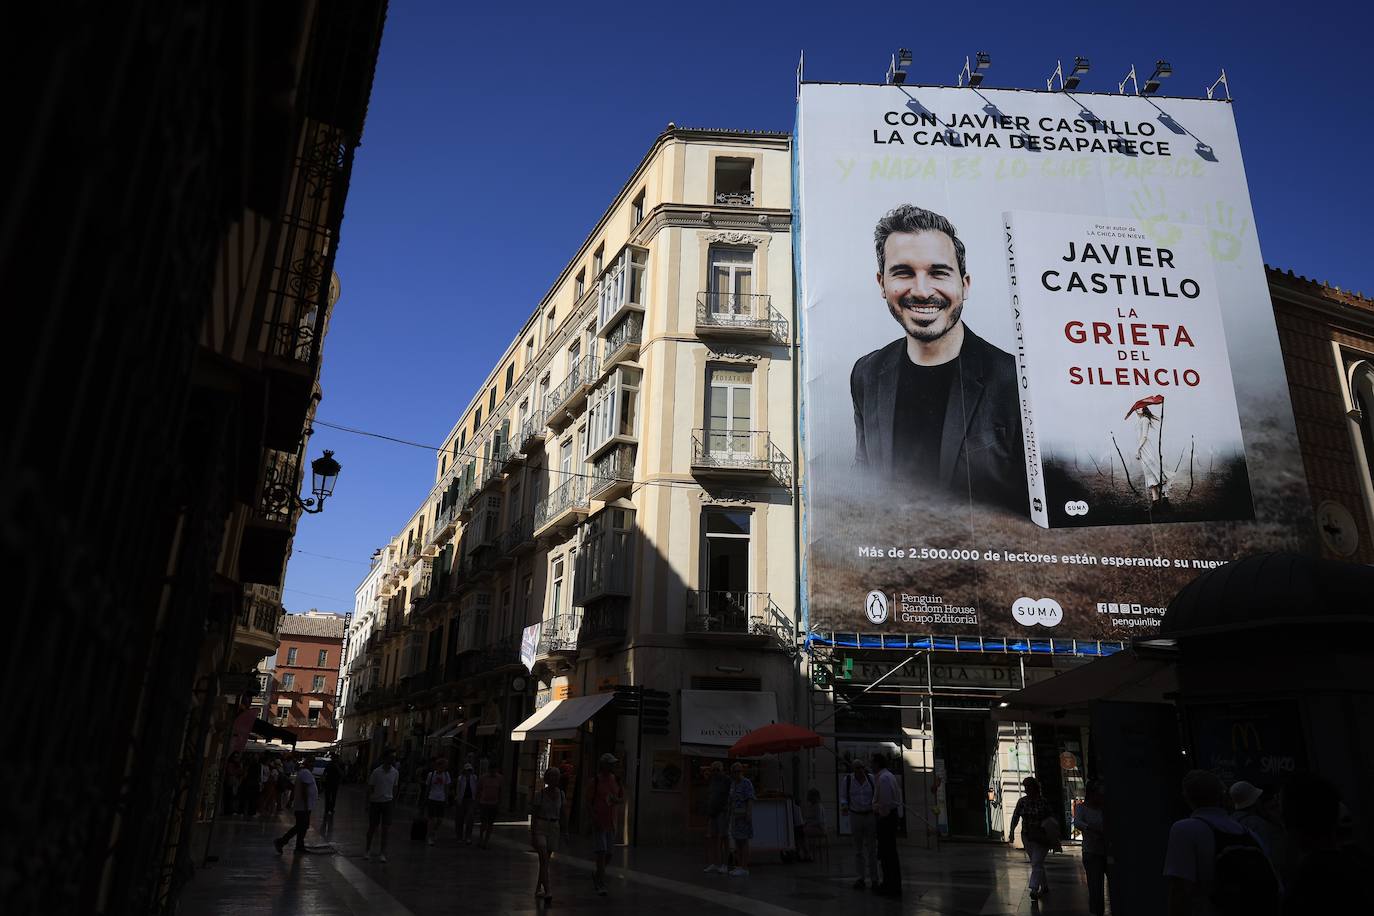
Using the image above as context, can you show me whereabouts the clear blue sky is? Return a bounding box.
[281,0,1372,615]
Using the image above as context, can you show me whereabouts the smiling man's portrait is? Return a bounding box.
[849,204,1027,513]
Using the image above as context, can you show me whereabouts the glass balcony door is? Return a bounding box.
[707,368,752,459]
[708,246,754,316]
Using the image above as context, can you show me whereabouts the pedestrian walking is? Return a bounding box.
[423,758,452,846]
[454,762,479,844]
[224,753,244,816]
[273,754,318,855]
[1280,772,1370,915]
[530,767,567,906]
[872,753,903,897]
[364,750,399,862]
[727,761,755,877]
[590,753,623,896]
[1164,769,1278,916]
[322,757,343,818]
[840,759,878,889]
[702,761,731,874]
[476,764,504,849]
[1008,776,1058,902]
[1073,779,1108,915]
[280,755,296,811]
[256,759,277,817]
[1230,780,1289,883]
[802,788,830,871]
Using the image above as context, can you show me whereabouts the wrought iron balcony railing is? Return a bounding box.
[715,190,755,207]
[690,429,792,486]
[589,444,635,500]
[601,312,643,368]
[695,291,788,340]
[535,613,582,656]
[534,476,589,534]
[685,590,788,639]
[545,355,599,427]
[579,600,627,645]
[519,408,547,451]
[498,515,534,556]
[482,633,522,670]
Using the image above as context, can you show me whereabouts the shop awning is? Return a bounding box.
[308,699,324,709]
[276,698,292,706]
[511,693,616,741]
[250,717,297,745]
[992,648,1177,726]
[427,719,467,742]
[680,690,778,757]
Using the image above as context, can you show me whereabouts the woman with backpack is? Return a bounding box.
[1008,776,1060,902]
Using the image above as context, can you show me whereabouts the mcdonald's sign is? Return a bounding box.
[1230,722,1263,754]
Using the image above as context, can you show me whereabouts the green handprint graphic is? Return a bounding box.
[1128,186,1184,247]
[1204,200,1249,262]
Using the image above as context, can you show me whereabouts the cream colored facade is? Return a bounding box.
[341,127,799,842]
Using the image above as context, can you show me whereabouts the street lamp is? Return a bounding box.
[307,450,341,512]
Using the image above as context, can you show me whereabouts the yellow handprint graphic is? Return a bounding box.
[1128,186,1184,247]
[1204,200,1249,262]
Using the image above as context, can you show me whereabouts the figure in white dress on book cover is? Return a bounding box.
[1126,394,1167,505]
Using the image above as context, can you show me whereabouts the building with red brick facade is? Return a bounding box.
[273,611,348,747]
[1268,267,1374,563]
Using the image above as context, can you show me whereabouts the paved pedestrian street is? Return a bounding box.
[179,787,1104,915]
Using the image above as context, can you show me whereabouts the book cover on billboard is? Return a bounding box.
[1005,210,1255,528]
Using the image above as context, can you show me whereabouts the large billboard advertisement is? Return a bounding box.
[796,82,1312,641]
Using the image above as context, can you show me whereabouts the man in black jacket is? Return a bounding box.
[851,204,1027,514]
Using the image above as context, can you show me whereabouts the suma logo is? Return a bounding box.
[865,590,889,624]
[1012,597,1063,628]
[1064,500,1089,516]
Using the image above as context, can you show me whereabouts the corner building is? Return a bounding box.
[345,127,799,844]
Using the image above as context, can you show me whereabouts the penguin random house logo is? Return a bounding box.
[1012,596,1063,628]
[865,590,889,625]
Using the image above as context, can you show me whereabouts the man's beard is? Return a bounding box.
[891,294,964,342]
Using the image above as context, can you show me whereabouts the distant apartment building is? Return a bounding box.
[341,126,797,842]
[338,555,385,746]
[274,611,348,746]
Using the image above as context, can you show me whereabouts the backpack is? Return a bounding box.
[1200,820,1280,916]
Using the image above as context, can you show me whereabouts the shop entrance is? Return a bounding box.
[934,714,993,838]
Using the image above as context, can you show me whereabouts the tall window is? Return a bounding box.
[282,672,296,688]
[707,246,754,317]
[504,363,515,391]
[546,308,557,339]
[525,336,535,370]
[706,367,754,458]
[312,675,325,692]
[308,708,321,725]
[521,574,534,626]
[560,436,574,482]
[1353,360,1374,496]
[593,244,604,276]
[473,406,482,430]
[488,387,497,413]
[575,270,586,298]
[318,649,328,666]
[286,647,297,665]
[631,189,645,226]
[703,510,752,629]
[550,557,566,617]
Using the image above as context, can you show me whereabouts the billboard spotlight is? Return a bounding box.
[1143,59,1172,94]
[887,48,912,85]
[1206,68,1231,101]
[958,51,991,87]
[1047,56,1088,92]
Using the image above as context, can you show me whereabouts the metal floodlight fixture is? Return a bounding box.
[1048,57,1087,92]
[958,51,991,87]
[1143,59,1172,94]
[887,48,912,85]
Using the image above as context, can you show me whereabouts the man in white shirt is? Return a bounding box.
[423,758,452,846]
[872,753,903,897]
[454,763,480,844]
[273,754,319,855]
[1164,769,1276,915]
[365,750,399,861]
[840,760,879,889]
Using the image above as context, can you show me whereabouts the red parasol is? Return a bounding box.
[728,723,823,757]
[1124,394,1165,419]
